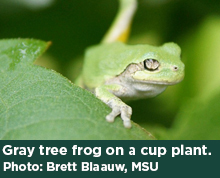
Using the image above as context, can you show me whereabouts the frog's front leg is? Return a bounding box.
[95,84,132,128]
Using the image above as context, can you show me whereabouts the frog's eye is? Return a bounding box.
[144,59,160,71]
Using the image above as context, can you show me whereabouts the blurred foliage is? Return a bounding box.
[0,0,220,139]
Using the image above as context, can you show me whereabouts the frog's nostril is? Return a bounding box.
[173,66,178,71]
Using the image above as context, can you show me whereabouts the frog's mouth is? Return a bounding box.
[138,78,184,85]
[131,75,184,86]
[131,70,185,86]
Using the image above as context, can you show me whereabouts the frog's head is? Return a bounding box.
[131,42,185,85]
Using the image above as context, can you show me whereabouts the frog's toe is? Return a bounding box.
[106,107,120,123]
[121,105,132,128]
[123,120,132,128]
[106,115,115,123]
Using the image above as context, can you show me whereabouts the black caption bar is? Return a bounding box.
[0,141,219,178]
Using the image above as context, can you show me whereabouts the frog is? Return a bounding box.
[76,0,184,128]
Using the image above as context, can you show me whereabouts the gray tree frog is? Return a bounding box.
[76,0,184,128]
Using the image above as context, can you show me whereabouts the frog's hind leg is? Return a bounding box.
[101,0,137,44]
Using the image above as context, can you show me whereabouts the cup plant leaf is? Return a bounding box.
[0,39,153,140]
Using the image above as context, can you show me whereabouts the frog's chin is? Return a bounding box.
[124,82,167,99]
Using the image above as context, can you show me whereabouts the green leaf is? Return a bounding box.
[164,92,220,140]
[0,39,153,140]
